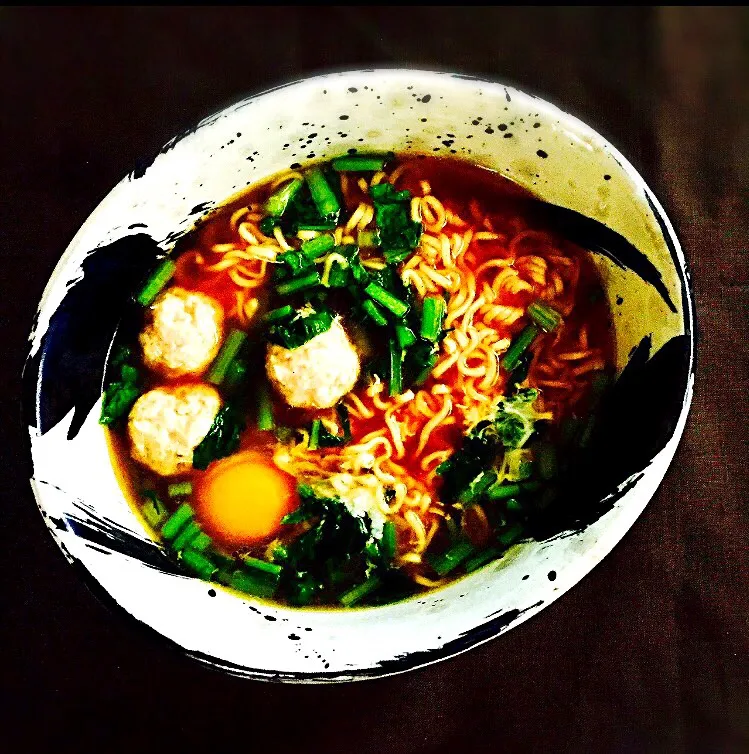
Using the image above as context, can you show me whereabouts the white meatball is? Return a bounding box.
[139,287,224,378]
[266,318,361,409]
[127,384,221,477]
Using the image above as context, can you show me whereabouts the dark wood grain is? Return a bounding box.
[1,7,746,754]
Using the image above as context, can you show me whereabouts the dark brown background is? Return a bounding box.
[2,7,747,754]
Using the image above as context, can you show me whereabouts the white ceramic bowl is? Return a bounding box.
[23,69,695,682]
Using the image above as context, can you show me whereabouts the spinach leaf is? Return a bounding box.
[437,389,548,502]
[99,346,143,426]
[267,307,334,350]
[192,403,246,471]
[316,403,352,448]
[370,182,422,253]
[278,485,385,605]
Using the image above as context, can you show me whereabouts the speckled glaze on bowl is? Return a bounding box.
[23,69,695,682]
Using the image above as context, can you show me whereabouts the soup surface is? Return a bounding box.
[102,153,614,607]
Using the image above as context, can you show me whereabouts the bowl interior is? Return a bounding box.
[24,69,694,681]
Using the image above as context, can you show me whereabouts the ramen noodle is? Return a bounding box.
[101,153,614,607]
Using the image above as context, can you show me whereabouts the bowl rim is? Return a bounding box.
[23,67,696,683]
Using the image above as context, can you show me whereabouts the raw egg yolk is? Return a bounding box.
[196,452,297,547]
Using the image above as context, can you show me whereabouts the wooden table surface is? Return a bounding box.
[2,8,747,753]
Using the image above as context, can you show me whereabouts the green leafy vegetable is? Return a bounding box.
[263,178,303,217]
[362,299,388,326]
[301,233,335,258]
[267,306,334,350]
[502,325,539,372]
[141,490,168,528]
[136,258,176,307]
[161,502,194,542]
[256,381,274,431]
[305,166,341,222]
[436,389,548,502]
[331,153,393,172]
[167,481,192,498]
[275,249,316,279]
[276,270,321,296]
[370,182,422,254]
[402,340,439,387]
[389,338,403,395]
[99,346,142,426]
[278,485,386,606]
[264,304,295,322]
[365,281,410,318]
[428,538,476,576]
[192,404,245,471]
[312,403,352,448]
[207,329,247,386]
[339,575,382,606]
[180,548,218,580]
[420,295,446,342]
[527,301,562,332]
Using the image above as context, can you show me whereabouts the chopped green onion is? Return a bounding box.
[289,583,317,606]
[180,548,218,580]
[160,503,194,542]
[486,480,541,501]
[389,339,403,396]
[527,301,562,332]
[257,382,274,431]
[445,515,461,542]
[190,531,212,553]
[308,418,322,450]
[263,177,303,217]
[395,324,417,350]
[457,470,498,504]
[382,521,397,562]
[339,575,382,607]
[305,166,340,219]
[497,523,525,547]
[226,568,278,599]
[208,548,236,572]
[223,358,248,390]
[141,493,168,528]
[464,546,504,573]
[264,304,295,322]
[502,325,539,372]
[207,329,247,386]
[240,555,283,578]
[301,233,335,258]
[357,229,381,248]
[506,497,524,514]
[276,271,321,296]
[383,248,413,264]
[171,520,202,552]
[429,539,476,576]
[331,154,392,172]
[413,351,438,386]
[297,223,336,232]
[362,299,388,326]
[364,282,409,318]
[167,481,193,498]
[420,295,446,342]
[136,259,176,307]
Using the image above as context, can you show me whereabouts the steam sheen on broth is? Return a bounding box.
[102,153,614,607]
